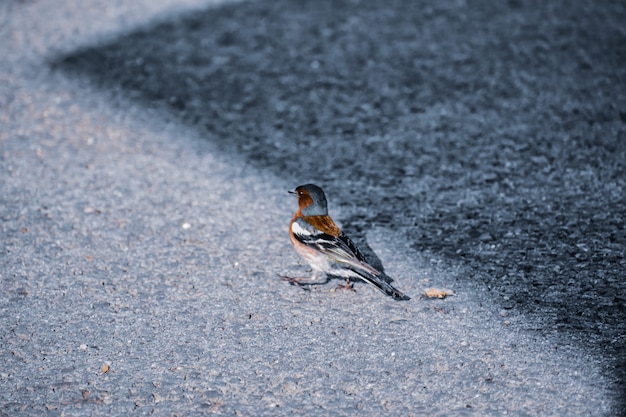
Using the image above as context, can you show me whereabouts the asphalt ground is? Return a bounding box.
[1,0,625,415]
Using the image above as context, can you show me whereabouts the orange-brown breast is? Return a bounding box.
[302,215,341,237]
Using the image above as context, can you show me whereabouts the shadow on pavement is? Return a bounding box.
[53,0,626,409]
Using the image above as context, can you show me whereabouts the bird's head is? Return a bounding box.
[289,183,328,216]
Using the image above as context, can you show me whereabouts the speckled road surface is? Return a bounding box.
[1,1,624,415]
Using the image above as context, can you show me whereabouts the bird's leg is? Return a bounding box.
[336,278,356,292]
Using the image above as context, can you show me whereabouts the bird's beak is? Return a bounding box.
[288,189,296,195]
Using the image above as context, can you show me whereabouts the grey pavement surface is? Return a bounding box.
[1,0,624,416]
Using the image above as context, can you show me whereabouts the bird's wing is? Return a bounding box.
[338,232,371,265]
[291,219,380,276]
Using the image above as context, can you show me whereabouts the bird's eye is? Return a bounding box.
[298,191,303,196]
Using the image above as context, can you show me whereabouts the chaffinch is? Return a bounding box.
[281,183,410,301]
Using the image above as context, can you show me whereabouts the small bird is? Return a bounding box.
[281,183,410,301]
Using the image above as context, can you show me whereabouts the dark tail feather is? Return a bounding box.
[357,272,410,301]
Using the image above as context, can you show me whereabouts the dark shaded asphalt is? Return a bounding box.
[2,0,625,415]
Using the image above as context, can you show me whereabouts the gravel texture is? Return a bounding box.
[1,0,624,415]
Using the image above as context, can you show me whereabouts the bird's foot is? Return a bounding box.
[278,272,331,293]
[278,275,308,286]
[278,274,329,290]
[335,279,356,292]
